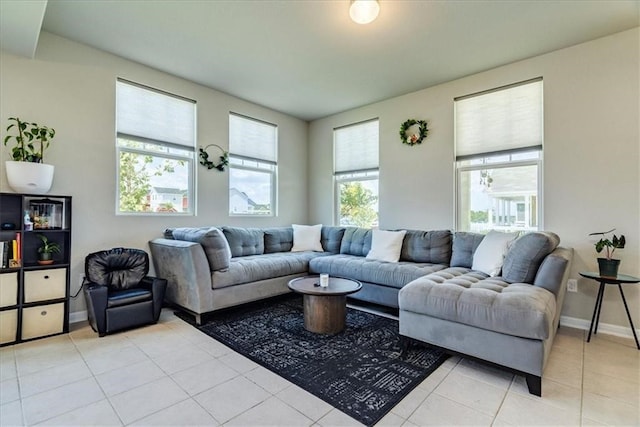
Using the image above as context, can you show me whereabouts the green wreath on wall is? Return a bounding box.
[198,144,229,171]
[400,119,428,146]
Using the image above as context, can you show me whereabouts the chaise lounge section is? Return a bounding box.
[398,232,573,396]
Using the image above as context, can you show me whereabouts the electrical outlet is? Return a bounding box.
[567,279,578,293]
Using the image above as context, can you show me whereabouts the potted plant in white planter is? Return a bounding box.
[589,228,626,278]
[3,117,56,194]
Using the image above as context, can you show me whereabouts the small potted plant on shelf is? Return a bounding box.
[36,234,60,265]
[3,117,57,194]
[589,228,626,278]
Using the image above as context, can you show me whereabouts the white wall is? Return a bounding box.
[0,32,310,316]
[309,28,640,329]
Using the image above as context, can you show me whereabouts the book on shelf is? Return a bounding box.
[0,241,9,269]
[0,235,21,268]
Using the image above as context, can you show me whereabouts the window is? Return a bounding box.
[455,78,543,232]
[116,79,196,214]
[334,119,379,227]
[229,113,277,216]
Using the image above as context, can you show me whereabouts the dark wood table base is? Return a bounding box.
[303,294,347,334]
[288,276,362,335]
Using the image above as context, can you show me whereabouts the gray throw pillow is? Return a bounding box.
[450,232,485,268]
[171,227,231,271]
[502,231,560,284]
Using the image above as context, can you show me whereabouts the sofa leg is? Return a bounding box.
[525,374,542,397]
[195,314,203,326]
[399,336,411,358]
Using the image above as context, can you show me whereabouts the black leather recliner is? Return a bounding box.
[83,248,167,336]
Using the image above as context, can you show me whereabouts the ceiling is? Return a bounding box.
[3,1,639,121]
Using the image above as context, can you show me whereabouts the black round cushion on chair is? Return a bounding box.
[85,248,149,290]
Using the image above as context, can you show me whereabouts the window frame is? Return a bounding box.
[334,170,380,227]
[455,152,543,232]
[333,118,380,227]
[454,78,543,232]
[115,79,197,216]
[228,113,278,217]
[116,136,195,215]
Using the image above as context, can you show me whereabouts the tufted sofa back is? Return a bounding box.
[400,230,452,264]
[340,227,453,263]
[340,227,372,257]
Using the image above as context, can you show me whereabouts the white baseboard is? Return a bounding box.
[69,310,88,324]
[68,309,637,341]
[560,315,639,340]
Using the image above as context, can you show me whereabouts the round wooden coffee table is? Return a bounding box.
[288,276,362,334]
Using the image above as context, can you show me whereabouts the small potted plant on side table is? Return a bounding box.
[36,234,60,265]
[589,228,626,278]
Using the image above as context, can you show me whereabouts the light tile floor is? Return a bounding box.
[1,309,638,426]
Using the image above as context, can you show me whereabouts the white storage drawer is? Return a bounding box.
[24,268,67,303]
[21,303,64,340]
[0,309,18,344]
[0,272,18,307]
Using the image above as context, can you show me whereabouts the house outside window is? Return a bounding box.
[228,113,277,216]
[455,78,543,232]
[334,119,379,228]
[115,79,196,214]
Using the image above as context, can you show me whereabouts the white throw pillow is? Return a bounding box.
[366,229,407,263]
[472,230,520,276]
[291,224,324,252]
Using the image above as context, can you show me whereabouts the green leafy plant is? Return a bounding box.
[589,228,626,260]
[3,117,56,163]
[36,234,61,255]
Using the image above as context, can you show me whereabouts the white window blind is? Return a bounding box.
[116,79,196,149]
[229,113,277,163]
[334,119,379,174]
[455,78,542,159]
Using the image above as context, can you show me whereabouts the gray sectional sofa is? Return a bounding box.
[149,225,573,396]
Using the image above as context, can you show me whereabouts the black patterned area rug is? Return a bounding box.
[176,295,447,426]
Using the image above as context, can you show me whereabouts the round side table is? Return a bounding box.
[579,271,639,349]
[288,276,362,334]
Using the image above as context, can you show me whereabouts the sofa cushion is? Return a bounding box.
[291,224,324,252]
[171,227,231,271]
[399,268,556,340]
[321,226,346,254]
[340,227,372,257]
[472,230,519,276]
[450,232,485,268]
[264,227,293,253]
[366,229,407,262]
[502,232,560,284]
[211,252,330,288]
[309,254,447,290]
[222,227,265,257]
[533,249,571,296]
[400,229,452,264]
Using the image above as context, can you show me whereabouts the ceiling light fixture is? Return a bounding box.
[349,0,380,25]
